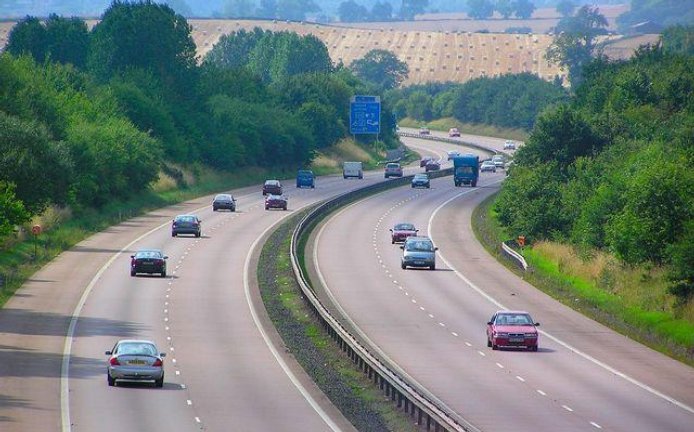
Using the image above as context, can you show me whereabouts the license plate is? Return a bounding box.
[414,261,425,265]
[128,359,146,365]
[509,337,524,343]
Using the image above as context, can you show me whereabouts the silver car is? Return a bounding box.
[401,236,438,270]
[480,160,497,173]
[106,339,166,387]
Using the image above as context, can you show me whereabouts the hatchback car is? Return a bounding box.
[504,140,516,150]
[448,127,461,137]
[419,126,430,135]
[411,173,430,188]
[130,249,168,277]
[262,180,282,196]
[265,194,288,211]
[486,310,540,351]
[171,214,201,237]
[420,157,433,167]
[296,170,315,188]
[480,160,497,173]
[106,339,166,387]
[212,193,236,211]
[425,160,440,172]
[384,163,403,178]
[401,236,438,270]
[390,223,418,244]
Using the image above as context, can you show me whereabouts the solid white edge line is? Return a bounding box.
[60,191,266,432]
[243,213,344,432]
[428,180,694,416]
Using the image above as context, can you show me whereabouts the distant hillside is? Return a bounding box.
[0,17,659,86]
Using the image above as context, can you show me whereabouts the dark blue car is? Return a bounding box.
[296,170,315,188]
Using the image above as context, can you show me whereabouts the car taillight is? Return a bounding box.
[152,358,163,367]
[156,259,164,265]
[109,357,120,366]
[172,223,177,228]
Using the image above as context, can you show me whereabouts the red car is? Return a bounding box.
[389,223,418,244]
[265,194,288,211]
[487,310,539,351]
[420,157,433,167]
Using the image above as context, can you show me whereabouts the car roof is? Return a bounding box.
[214,193,232,198]
[265,179,279,184]
[115,339,158,345]
[135,249,162,254]
[405,236,432,242]
[174,214,197,218]
[494,310,531,315]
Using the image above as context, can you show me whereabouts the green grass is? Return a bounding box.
[472,193,694,366]
[399,117,529,142]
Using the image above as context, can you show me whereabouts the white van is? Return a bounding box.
[343,161,363,179]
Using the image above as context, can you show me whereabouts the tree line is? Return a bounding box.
[0,0,398,238]
[385,73,568,130]
[495,44,694,300]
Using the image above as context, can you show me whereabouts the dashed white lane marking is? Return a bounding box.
[496,363,504,369]
[438,322,445,327]
[187,400,193,406]
[537,389,546,396]
[516,376,525,382]
[419,306,425,311]
[411,299,417,304]
[172,358,177,364]
[195,417,201,423]
[428,314,434,318]
[451,332,458,337]
[477,351,486,357]
[169,347,174,351]
[176,371,181,375]
[590,422,602,429]
[180,384,186,389]
[465,342,472,347]
[562,405,573,412]
[165,326,170,331]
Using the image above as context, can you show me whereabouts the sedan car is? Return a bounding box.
[420,157,433,167]
[425,160,440,172]
[265,194,287,210]
[504,140,516,150]
[384,162,403,178]
[448,127,461,137]
[411,173,430,188]
[212,193,236,211]
[492,155,506,169]
[106,339,166,387]
[419,126,430,135]
[401,236,437,270]
[447,150,460,161]
[262,179,282,196]
[486,310,540,351]
[390,223,418,244]
[130,249,168,277]
[172,214,201,237]
[480,160,497,173]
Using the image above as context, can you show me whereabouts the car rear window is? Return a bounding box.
[395,224,415,231]
[176,216,195,222]
[136,251,161,259]
[405,240,434,252]
[117,343,157,356]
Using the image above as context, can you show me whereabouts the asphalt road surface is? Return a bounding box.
[312,136,694,432]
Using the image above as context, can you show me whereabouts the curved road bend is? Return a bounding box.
[0,159,424,432]
[312,135,693,432]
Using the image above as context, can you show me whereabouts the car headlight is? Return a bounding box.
[525,333,537,337]
[494,332,509,337]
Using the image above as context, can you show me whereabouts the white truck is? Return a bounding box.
[343,161,363,179]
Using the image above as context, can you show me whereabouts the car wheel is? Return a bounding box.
[213,208,217,212]
[195,232,201,238]
[492,343,499,350]
[472,181,477,187]
[161,270,167,278]
[172,232,176,237]
[401,262,406,270]
[107,374,115,387]
[311,185,315,189]
[283,206,287,211]
[155,376,164,388]
[430,264,436,270]
[487,337,492,348]
[265,206,269,210]
[531,345,538,352]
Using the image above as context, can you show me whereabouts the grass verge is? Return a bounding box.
[257,212,419,432]
[472,193,694,366]
[399,117,529,142]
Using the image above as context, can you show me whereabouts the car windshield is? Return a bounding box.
[135,250,161,259]
[394,224,415,231]
[298,171,312,177]
[414,175,426,179]
[117,342,157,356]
[495,314,533,325]
[386,164,399,169]
[405,240,434,252]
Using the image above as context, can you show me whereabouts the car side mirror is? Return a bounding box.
[130,255,135,258]
[389,229,393,232]
[487,322,493,326]
[415,229,419,232]
[535,323,540,326]
[435,247,439,251]
[105,351,112,355]
[160,353,167,357]
[163,256,169,260]
[400,245,404,250]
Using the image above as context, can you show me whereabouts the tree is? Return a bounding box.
[349,49,409,91]
[406,91,432,120]
[88,1,198,98]
[546,5,608,87]
[371,1,393,21]
[495,0,513,19]
[556,0,575,17]
[6,16,47,62]
[247,32,332,84]
[513,0,535,20]
[204,27,268,69]
[662,25,694,56]
[400,0,428,21]
[0,181,29,238]
[43,14,90,68]
[467,0,494,20]
[338,1,368,22]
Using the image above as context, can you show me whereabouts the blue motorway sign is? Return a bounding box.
[350,95,381,134]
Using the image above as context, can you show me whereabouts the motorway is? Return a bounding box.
[312,136,694,431]
[0,148,442,432]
